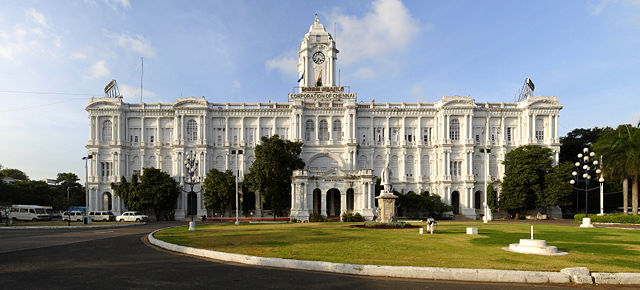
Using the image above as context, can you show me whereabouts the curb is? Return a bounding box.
[148,227,640,285]
[0,222,147,230]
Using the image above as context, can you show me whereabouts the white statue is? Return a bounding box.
[381,160,391,193]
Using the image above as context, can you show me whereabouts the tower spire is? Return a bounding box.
[314,13,319,24]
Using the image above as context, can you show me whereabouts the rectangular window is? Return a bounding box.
[449,161,462,176]
[475,134,480,144]
[232,128,240,145]
[162,128,172,145]
[536,130,544,142]
[375,127,385,145]
[422,128,432,144]
[247,128,256,145]
[129,128,140,144]
[506,127,513,142]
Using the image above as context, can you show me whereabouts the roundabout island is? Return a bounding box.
[150,221,640,286]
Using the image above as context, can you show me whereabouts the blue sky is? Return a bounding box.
[1,0,639,182]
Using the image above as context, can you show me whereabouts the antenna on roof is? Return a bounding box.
[140,57,144,103]
[517,77,534,102]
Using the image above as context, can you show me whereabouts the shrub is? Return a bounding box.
[342,212,365,222]
[396,191,452,218]
[290,217,298,223]
[574,213,640,224]
[309,212,327,222]
[363,221,410,228]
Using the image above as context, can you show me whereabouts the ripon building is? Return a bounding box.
[85,17,562,221]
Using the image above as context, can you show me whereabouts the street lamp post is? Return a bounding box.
[82,154,93,224]
[231,149,243,225]
[181,151,201,231]
[569,147,604,228]
[480,147,492,223]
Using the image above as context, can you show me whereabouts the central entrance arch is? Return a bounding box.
[451,191,460,215]
[313,188,321,214]
[326,188,341,217]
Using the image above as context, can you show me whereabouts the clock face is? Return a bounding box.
[312,51,325,64]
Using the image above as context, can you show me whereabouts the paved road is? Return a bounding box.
[0,222,622,289]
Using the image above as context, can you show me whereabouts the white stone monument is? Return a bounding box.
[376,161,398,223]
[504,225,567,256]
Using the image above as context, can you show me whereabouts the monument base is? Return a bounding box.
[376,191,397,223]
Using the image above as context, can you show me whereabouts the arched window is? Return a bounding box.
[391,155,398,178]
[358,155,368,170]
[421,155,429,177]
[450,119,460,140]
[148,156,156,168]
[405,155,414,178]
[103,192,112,211]
[332,120,342,141]
[305,120,314,141]
[102,120,112,142]
[163,156,172,174]
[319,120,329,141]
[186,119,198,141]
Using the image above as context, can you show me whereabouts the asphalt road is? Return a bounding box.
[0,222,623,289]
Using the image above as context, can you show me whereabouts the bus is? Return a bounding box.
[8,205,52,222]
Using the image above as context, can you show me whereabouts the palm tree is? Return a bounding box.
[594,125,640,215]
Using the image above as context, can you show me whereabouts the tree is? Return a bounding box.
[500,145,553,219]
[0,168,29,181]
[203,168,235,219]
[487,184,498,211]
[559,128,607,163]
[594,124,640,215]
[244,135,305,219]
[138,168,180,220]
[541,162,574,208]
[56,172,84,208]
[112,175,142,212]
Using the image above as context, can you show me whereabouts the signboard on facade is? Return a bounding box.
[301,86,345,93]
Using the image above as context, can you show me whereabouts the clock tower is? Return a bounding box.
[298,15,338,88]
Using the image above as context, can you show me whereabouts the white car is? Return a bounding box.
[116,211,149,222]
[88,211,116,222]
[61,211,84,222]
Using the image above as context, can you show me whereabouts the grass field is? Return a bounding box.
[154,221,640,272]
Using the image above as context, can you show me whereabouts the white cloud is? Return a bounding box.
[411,83,423,97]
[86,60,110,79]
[330,0,420,65]
[265,50,298,78]
[354,67,375,79]
[588,0,613,15]
[0,8,60,62]
[26,8,47,27]
[71,52,87,59]
[109,32,155,57]
[232,80,241,89]
[119,83,157,103]
[105,0,131,11]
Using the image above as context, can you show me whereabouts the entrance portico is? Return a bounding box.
[290,168,376,221]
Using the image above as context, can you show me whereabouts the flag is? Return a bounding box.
[316,70,322,86]
[297,73,304,83]
[526,77,535,91]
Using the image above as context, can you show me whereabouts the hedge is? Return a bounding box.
[574,213,640,224]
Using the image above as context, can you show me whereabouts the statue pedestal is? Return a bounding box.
[376,191,397,223]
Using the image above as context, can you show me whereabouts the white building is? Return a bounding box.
[86,16,562,220]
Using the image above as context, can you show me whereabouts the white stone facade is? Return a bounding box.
[85,17,562,220]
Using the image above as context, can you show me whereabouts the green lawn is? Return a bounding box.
[154,221,640,273]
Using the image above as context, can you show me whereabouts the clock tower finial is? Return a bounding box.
[297,15,339,88]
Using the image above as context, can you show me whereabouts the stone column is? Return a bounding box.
[254,190,262,217]
[321,190,327,216]
[340,191,346,216]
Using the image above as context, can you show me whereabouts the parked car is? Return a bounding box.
[8,205,51,221]
[61,211,84,222]
[88,211,115,222]
[116,211,149,222]
[50,210,64,218]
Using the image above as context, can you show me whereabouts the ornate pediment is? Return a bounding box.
[173,97,208,109]
[86,97,123,110]
[436,95,477,108]
[520,96,562,109]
